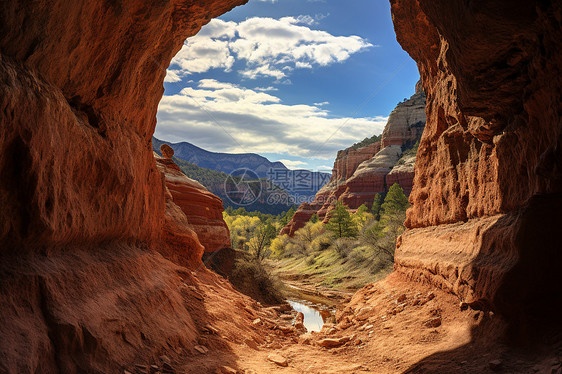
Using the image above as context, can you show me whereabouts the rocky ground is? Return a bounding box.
[124,272,562,374]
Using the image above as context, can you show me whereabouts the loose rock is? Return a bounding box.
[244,338,259,350]
[317,336,352,348]
[424,317,442,328]
[160,144,174,159]
[194,345,209,354]
[219,366,238,374]
[267,353,288,367]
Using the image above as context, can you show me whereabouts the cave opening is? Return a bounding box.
[1,0,561,373]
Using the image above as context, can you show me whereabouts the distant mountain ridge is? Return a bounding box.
[153,137,286,177]
[152,137,331,199]
[170,156,294,214]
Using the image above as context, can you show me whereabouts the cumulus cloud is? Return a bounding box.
[278,159,309,169]
[164,70,182,83]
[254,86,278,92]
[156,79,388,159]
[167,17,373,81]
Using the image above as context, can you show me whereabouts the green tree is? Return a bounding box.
[356,204,368,215]
[361,221,395,259]
[280,207,296,227]
[381,184,409,216]
[352,204,373,230]
[325,201,358,238]
[309,214,319,223]
[371,193,383,221]
[248,222,277,260]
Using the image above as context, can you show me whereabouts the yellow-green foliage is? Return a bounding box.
[352,204,374,231]
[224,214,262,250]
[294,221,325,243]
[269,189,409,290]
[270,235,290,257]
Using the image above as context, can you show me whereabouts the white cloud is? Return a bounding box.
[254,86,278,92]
[164,70,182,83]
[314,101,329,106]
[156,79,388,159]
[240,65,287,80]
[168,17,373,81]
[280,15,317,26]
[278,159,308,169]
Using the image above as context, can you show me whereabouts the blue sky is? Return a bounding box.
[155,0,419,171]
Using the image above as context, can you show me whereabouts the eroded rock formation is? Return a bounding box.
[391,0,562,334]
[281,85,426,236]
[155,149,230,253]
[0,0,247,372]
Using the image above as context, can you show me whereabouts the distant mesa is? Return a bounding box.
[281,82,426,236]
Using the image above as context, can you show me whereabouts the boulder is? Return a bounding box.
[317,336,352,348]
[267,354,288,367]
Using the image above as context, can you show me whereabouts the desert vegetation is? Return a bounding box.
[223,183,410,292]
[222,207,296,304]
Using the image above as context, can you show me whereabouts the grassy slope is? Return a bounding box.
[269,246,393,292]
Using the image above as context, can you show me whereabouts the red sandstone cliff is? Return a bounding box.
[0,1,248,372]
[1,0,561,371]
[281,85,426,236]
[155,148,230,254]
[391,0,562,334]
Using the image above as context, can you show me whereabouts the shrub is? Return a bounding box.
[270,235,290,258]
[230,256,285,305]
[331,237,355,258]
[310,232,332,252]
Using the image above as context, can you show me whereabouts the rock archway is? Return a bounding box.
[0,0,560,372]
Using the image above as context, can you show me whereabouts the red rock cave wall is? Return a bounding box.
[0,1,247,372]
[0,0,246,249]
[391,0,562,329]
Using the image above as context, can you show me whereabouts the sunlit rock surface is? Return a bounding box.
[282,85,426,236]
[0,0,247,372]
[391,0,562,333]
[155,151,230,254]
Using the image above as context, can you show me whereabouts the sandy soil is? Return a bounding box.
[157,273,562,374]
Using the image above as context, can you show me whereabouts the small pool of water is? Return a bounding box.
[287,299,331,332]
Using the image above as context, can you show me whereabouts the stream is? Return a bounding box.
[287,299,334,332]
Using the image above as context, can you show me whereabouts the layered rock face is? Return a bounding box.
[0,0,247,372]
[155,148,230,254]
[391,0,562,333]
[381,80,426,148]
[281,86,426,236]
